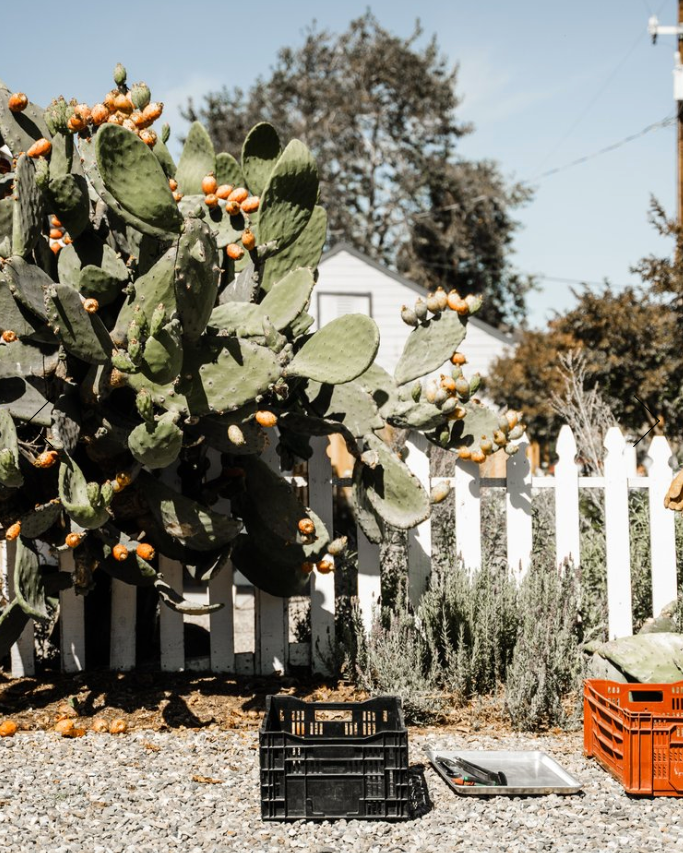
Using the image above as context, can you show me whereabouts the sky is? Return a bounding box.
[1,0,678,328]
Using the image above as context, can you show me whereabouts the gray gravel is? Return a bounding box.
[0,728,681,852]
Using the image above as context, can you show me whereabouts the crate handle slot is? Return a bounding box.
[628,690,664,704]
[314,709,354,722]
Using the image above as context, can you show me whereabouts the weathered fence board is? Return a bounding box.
[603,428,634,640]
[454,458,481,572]
[506,434,533,579]
[555,425,581,568]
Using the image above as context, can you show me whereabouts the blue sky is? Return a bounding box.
[1,0,677,327]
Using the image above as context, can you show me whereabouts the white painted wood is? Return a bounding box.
[158,556,185,671]
[109,580,136,671]
[3,540,35,677]
[506,434,533,579]
[288,641,311,668]
[554,426,581,569]
[234,651,254,675]
[209,567,234,673]
[405,432,432,607]
[307,436,335,675]
[454,458,481,573]
[58,550,85,672]
[646,437,679,615]
[357,530,381,635]
[603,427,633,639]
[254,435,288,674]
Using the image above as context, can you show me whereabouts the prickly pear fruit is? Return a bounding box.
[401,305,418,327]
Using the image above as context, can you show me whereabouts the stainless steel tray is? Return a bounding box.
[426,749,583,796]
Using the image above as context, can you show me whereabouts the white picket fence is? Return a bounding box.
[2,425,680,679]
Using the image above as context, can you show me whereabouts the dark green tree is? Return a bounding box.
[183,12,533,326]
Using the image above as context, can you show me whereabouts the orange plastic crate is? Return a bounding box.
[584,679,683,796]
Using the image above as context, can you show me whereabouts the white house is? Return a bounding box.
[312,244,513,380]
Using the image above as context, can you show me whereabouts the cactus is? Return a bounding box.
[0,65,519,658]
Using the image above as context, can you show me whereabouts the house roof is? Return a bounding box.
[320,242,514,345]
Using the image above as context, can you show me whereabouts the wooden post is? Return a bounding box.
[109,580,136,671]
[405,432,432,607]
[159,556,185,671]
[647,436,679,616]
[603,427,633,639]
[554,426,581,568]
[58,550,85,672]
[506,433,533,580]
[307,436,335,675]
[356,530,381,635]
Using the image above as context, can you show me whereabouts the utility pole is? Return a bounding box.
[648,3,683,223]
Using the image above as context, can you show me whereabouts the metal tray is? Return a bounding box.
[426,749,583,796]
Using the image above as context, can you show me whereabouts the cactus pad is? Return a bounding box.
[395,310,467,385]
[176,122,215,196]
[241,122,281,196]
[287,314,379,384]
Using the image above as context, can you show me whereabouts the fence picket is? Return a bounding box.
[58,550,85,672]
[454,458,481,572]
[357,531,381,635]
[254,436,288,674]
[159,556,185,671]
[554,425,581,568]
[3,540,35,677]
[109,580,136,671]
[604,427,633,639]
[405,433,432,607]
[647,436,678,616]
[307,436,335,675]
[506,433,533,579]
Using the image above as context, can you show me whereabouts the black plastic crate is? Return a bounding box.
[259,695,410,821]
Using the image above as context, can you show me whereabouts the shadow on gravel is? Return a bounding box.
[409,764,433,819]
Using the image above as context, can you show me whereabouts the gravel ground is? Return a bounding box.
[0,728,681,853]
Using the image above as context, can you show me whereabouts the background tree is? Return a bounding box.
[183,12,533,326]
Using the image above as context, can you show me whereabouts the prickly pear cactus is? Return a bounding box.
[0,66,522,656]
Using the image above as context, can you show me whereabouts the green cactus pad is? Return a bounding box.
[140,472,241,551]
[0,197,12,252]
[448,399,501,452]
[46,283,113,364]
[206,204,247,250]
[78,266,123,307]
[175,122,215,196]
[128,412,183,469]
[258,267,315,332]
[111,247,176,345]
[0,600,31,661]
[387,400,445,431]
[47,173,90,238]
[0,409,23,487]
[14,537,51,620]
[95,124,182,235]
[304,379,383,439]
[174,217,219,340]
[0,377,53,425]
[360,434,431,529]
[0,88,51,158]
[49,131,73,179]
[394,310,467,386]
[152,137,177,179]
[3,256,50,320]
[258,140,319,254]
[155,576,224,615]
[193,412,265,456]
[139,320,183,384]
[20,500,62,538]
[181,338,281,416]
[50,393,81,454]
[241,122,281,196]
[0,275,50,341]
[58,455,109,529]
[350,460,386,544]
[215,151,244,189]
[287,314,379,384]
[208,301,263,336]
[261,206,327,293]
[0,338,58,380]
[12,155,45,258]
[355,362,399,418]
[229,534,311,598]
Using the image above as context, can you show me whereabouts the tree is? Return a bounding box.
[183,12,533,326]
[486,281,683,451]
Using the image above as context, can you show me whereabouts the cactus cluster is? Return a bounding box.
[0,65,522,657]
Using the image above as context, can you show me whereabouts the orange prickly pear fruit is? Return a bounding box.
[227,187,248,204]
[168,178,178,191]
[83,299,99,314]
[34,449,59,468]
[51,215,63,228]
[49,228,63,240]
[27,138,51,159]
[0,720,18,737]
[5,522,21,541]
[440,375,456,394]
[201,174,218,195]
[298,518,315,536]
[139,129,157,147]
[457,448,472,460]
[142,102,163,123]
[241,196,260,213]
[451,352,467,365]
[301,562,315,575]
[226,243,244,260]
[112,544,129,562]
[225,200,241,216]
[109,718,127,734]
[8,93,28,113]
[50,243,62,255]
[255,410,277,427]
[65,532,83,549]
[471,450,486,464]
[136,543,155,561]
[316,558,335,575]
[116,472,132,489]
[2,330,17,343]
[204,193,218,208]
[91,103,109,125]
[216,184,233,200]
[241,229,256,251]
